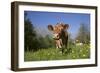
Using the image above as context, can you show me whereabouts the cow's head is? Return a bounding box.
[48,23,69,40]
[48,23,69,49]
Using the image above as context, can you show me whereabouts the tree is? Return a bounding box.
[24,12,55,51]
[75,23,90,44]
[24,12,37,51]
[68,33,74,45]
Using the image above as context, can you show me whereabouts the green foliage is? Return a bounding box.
[76,23,90,44]
[24,44,90,61]
[24,12,55,51]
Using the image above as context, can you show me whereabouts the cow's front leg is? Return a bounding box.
[56,44,59,49]
[56,39,62,48]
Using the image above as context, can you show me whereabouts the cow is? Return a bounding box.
[47,23,69,53]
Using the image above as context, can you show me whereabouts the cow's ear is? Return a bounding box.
[64,24,69,29]
[48,25,53,31]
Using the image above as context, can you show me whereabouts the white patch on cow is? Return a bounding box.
[53,33,59,39]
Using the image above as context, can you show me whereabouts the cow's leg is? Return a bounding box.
[56,44,59,49]
[55,39,62,49]
[55,40,63,54]
[65,36,68,48]
[61,36,68,54]
[55,40,59,49]
[56,40,61,48]
[57,39,65,54]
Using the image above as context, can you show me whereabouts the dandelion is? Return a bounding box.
[59,51,62,54]
[80,49,82,52]
[83,54,86,57]
[73,55,76,58]
[86,49,89,52]
[47,53,50,55]
[72,50,74,53]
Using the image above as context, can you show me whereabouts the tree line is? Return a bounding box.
[24,13,55,51]
[75,23,90,44]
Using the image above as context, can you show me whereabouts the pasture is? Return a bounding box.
[24,11,90,62]
[24,44,90,61]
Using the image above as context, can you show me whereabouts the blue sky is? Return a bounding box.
[25,11,90,39]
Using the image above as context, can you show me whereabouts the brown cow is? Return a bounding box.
[48,23,69,51]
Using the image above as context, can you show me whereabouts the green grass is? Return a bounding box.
[24,44,90,61]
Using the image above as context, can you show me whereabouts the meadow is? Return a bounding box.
[24,44,90,61]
